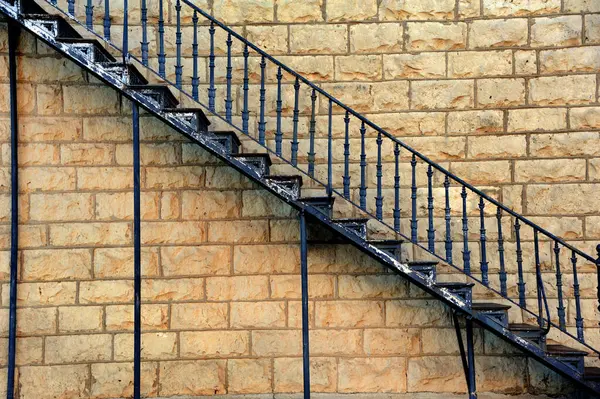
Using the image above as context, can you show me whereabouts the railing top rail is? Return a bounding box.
[186,0,597,264]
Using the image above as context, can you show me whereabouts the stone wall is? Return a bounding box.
[0,0,598,397]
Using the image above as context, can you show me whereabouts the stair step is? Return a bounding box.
[57,38,116,63]
[231,153,271,177]
[264,175,302,198]
[509,323,546,349]
[472,302,510,328]
[99,61,147,84]
[435,282,474,306]
[129,85,179,109]
[163,108,210,133]
[407,260,437,281]
[24,13,81,39]
[546,340,587,374]
[370,240,404,261]
[585,367,600,381]
[300,196,335,218]
[212,131,241,154]
[335,218,369,240]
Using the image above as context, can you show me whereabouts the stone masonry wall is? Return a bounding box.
[0,0,599,397]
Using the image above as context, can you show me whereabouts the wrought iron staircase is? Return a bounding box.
[1,0,600,396]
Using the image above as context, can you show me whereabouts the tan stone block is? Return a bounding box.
[116,143,179,166]
[94,247,159,278]
[402,136,467,161]
[326,0,377,21]
[508,108,567,132]
[335,55,382,81]
[22,249,91,281]
[83,117,131,142]
[17,55,84,82]
[451,160,511,184]
[143,278,204,302]
[208,220,269,243]
[565,0,600,11]
[458,0,480,17]
[384,53,445,80]
[310,329,362,355]
[19,167,75,192]
[531,16,582,47]
[234,244,299,273]
[77,167,132,190]
[540,47,600,74]
[171,303,228,329]
[181,331,249,358]
[160,192,180,220]
[252,330,302,356]
[503,185,523,213]
[95,192,159,221]
[160,360,226,396]
[269,275,334,299]
[63,85,119,114]
[483,0,561,16]
[515,50,538,75]
[274,357,337,393]
[49,222,132,246]
[527,184,600,214]
[58,306,103,333]
[231,302,286,328]
[206,276,269,301]
[387,299,451,327]
[529,75,596,105]
[241,190,293,218]
[105,304,169,331]
[380,0,455,20]
[277,0,323,22]
[468,135,526,159]
[350,23,403,53]
[412,80,474,110]
[586,15,600,43]
[369,112,446,136]
[45,334,111,364]
[339,357,407,392]
[407,22,467,51]
[61,143,114,166]
[0,225,46,249]
[530,132,600,157]
[364,328,420,355]
[145,166,205,189]
[80,280,132,304]
[114,332,177,360]
[141,221,206,244]
[447,110,503,135]
[161,246,231,276]
[448,50,513,77]
[290,25,348,54]
[478,356,528,392]
[17,307,56,335]
[571,107,600,130]
[515,159,586,183]
[407,356,465,392]
[19,365,89,399]
[338,275,408,299]
[0,83,34,115]
[2,143,60,166]
[315,301,384,327]
[29,193,93,222]
[3,282,76,306]
[246,26,288,54]
[91,362,158,398]
[422,328,483,354]
[373,81,410,111]
[36,85,62,115]
[227,359,272,394]
[0,336,42,366]
[477,78,526,108]
[272,56,334,82]
[181,191,241,220]
[213,0,274,23]
[469,18,528,48]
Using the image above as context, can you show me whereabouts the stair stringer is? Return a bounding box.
[0,1,599,396]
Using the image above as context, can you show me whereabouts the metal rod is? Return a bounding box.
[410,155,417,243]
[191,12,199,101]
[479,198,488,286]
[300,210,311,399]
[461,187,470,275]
[291,77,300,166]
[554,242,566,330]
[375,132,383,219]
[103,0,110,40]
[68,0,75,16]
[85,0,94,29]
[308,89,317,177]
[327,99,333,197]
[132,102,142,399]
[394,143,400,232]
[572,251,584,341]
[242,44,249,134]
[515,219,526,308]
[6,23,19,399]
[275,67,283,156]
[208,21,215,108]
[534,230,543,329]
[343,111,351,199]
[157,0,165,77]
[452,312,470,389]
[140,0,148,65]
[427,165,434,252]
[258,56,266,145]
[225,33,233,121]
[466,318,477,399]
[360,121,367,209]
[122,0,128,63]
[497,208,507,296]
[175,0,183,88]
[444,176,452,263]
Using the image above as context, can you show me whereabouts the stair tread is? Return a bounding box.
[163,107,211,128]
[99,62,148,83]
[546,341,588,356]
[129,84,179,106]
[472,302,511,311]
[212,131,241,146]
[369,239,404,245]
[265,175,303,184]
[435,282,475,288]
[509,323,543,332]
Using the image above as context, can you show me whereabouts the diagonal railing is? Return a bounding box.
[41,0,600,355]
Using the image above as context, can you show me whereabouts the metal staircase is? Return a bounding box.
[1,0,600,396]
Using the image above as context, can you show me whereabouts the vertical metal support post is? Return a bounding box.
[6,22,19,399]
[465,318,477,399]
[299,210,311,399]
[132,103,142,399]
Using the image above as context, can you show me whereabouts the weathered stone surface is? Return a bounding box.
[181,331,249,358]
[384,53,446,79]
[483,0,561,16]
[213,0,274,23]
[529,75,596,105]
[531,16,582,47]
[252,330,302,356]
[142,221,206,244]
[380,0,455,20]
[19,365,89,399]
[171,303,228,329]
[412,80,474,109]
[335,55,382,81]
[468,135,527,158]
[527,184,600,214]
[338,275,408,299]
[407,356,466,392]
[231,302,286,328]
[338,357,407,392]
[448,50,513,77]
[386,299,452,327]
[515,159,586,182]
[447,110,503,135]
[114,332,177,360]
[208,220,269,243]
[80,280,133,304]
[350,23,403,53]
[369,112,446,136]
[276,0,323,22]
[142,278,204,302]
[242,190,293,218]
[407,22,467,51]
[315,301,384,327]
[326,0,377,22]
[565,0,600,12]
[63,85,119,115]
[159,360,226,396]
[530,132,600,157]
[477,78,526,108]
[508,108,567,132]
[91,363,158,398]
[22,249,91,281]
[571,107,600,129]
[587,14,600,43]
[246,26,289,54]
[29,193,93,222]
[451,160,511,184]
[274,357,337,392]
[234,244,299,274]
[105,304,169,331]
[310,329,363,355]
[5,282,76,306]
[207,276,269,301]
[290,25,348,54]
[270,275,334,299]
[17,307,57,335]
[540,47,600,73]
[161,246,231,276]
[515,50,538,75]
[364,328,420,355]
[228,359,272,394]
[45,334,112,364]
[470,19,528,48]
[59,306,103,333]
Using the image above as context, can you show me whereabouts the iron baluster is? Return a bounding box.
[444,175,452,263]
[375,132,383,219]
[291,77,300,166]
[327,99,333,197]
[175,0,183,89]
[85,0,93,29]
[242,44,250,134]
[307,89,317,178]
[68,0,74,16]
[515,219,526,308]
[534,230,543,329]
[103,0,110,40]
[572,251,584,341]
[275,67,283,156]
[140,0,148,65]
[157,0,165,78]
[554,242,566,330]
[497,208,507,296]
[393,143,400,232]
[359,121,367,209]
[410,155,417,243]
[343,111,351,199]
[258,56,267,145]
[191,12,199,101]
[208,21,216,109]
[122,0,128,62]
[225,33,233,121]
[132,102,142,399]
[427,165,435,253]
[479,198,488,285]
[461,187,470,275]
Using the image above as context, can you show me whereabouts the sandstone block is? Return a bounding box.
[531,16,582,47]
[350,23,403,53]
[540,47,600,74]
[96,192,160,221]
[384,53,446,79]
[63,85,119,115]
[105,304,168,331]
[310,329,362,355]
[252,330,302,356]
[228,359,272,394]
[91,362,158,398]
[80,280,133,304]
[571,107,600,130]
[527,184,600,214]
[483,0,561,16]
[36,85,62,115]
[335,55,382,81]
[0,83,34,115]
[478,78,525,108]
[114,332,177,360]
[142,221,206,245]
[29,193,93,221]
[19,365,89,399]
[272,56,334,82]
[338,357,407,392]
[231,302,286,328]
[0,336,42,366]
[380,0,455,20]
[269,275,334,299]
[161,246,231,276]
[586,14,600,43]
[20,167,75,192]
[459,0,480,17]
[58,306,103,333]
[448,50,513,77]
[180,331,249,358]
[213,0,274,23]
[159,360,226,396]
[61,143,114,166]
[326,0,377,22]
[373,81,410,111]
[565,0,600,12]
[2,143,59,166]
[160,192,180,220]
[18,56,84,83]
[531,132,600,157]
[182,191,241,220]
[369,112,446,136]
[45,334,112,364]
[116,143,179,166]
[315,301,384,327]
[145,166,204,189]
[387,299,452,327]
[515,50,538,75]
[515,159,586,182]
[206,276,269,301]
[171,303,228,329]
[290,25,347,54]
[83,117,131,142]
[142,278,204,302]
[17,307,56,335]
[208,220,269,243]
[447,110,504,135]
[274,357,337,393]
[276,0,323,22]
[94,247,159,278]
[407,356,465,392]
[242,190,293,218]
[407,22,467,51]
[469,18,528,48]
[22,249,91,281]
[529,75,596,106]
[508,108,567,132]
[246,26,288,54]
[77,167,132,190]
[5,282,76,306]
[422,328,483,354]
[234,244,299,274]
[338,275,408,299]
[451,161,511,184]
[364,328,420,355]
[49,222,132,246]
[412,80,474,110]
[468,135,527,158]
